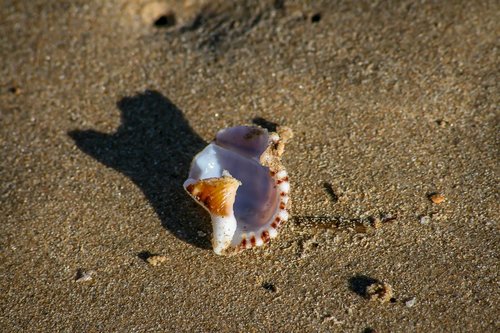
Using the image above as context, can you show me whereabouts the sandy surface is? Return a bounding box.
[1,0,499,331]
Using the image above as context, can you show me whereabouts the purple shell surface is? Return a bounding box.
[184,125,292,255]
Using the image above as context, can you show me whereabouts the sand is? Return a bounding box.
[1,0,499,331]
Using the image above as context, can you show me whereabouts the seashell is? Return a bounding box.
[184,125,293,255]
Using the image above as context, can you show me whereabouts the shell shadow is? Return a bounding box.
[348,275,379,299]
[68,90,211,249]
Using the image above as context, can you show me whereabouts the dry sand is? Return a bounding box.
[1,0,499,331]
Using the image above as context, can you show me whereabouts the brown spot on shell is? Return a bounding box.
[280,192,286,196]
[261,230,270,243]
[279,202,286,210]
[250,236,256,246]
[271,222,277,228]
[283,176,289,182]
[241,238,247,248]
[277,180,283,184]
[275,216,281,226]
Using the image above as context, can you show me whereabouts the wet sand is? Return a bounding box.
[1,0,499,331]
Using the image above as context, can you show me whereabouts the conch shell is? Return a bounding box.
[184,125,293,255]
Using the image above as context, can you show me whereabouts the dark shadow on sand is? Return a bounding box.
[69,90,210,249]
[348,275,379,298]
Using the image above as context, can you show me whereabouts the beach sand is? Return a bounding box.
[1,0,498,331]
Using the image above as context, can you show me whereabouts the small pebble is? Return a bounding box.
[419,215,431,225]
[197,230,207,237]
[146,255,167,266]
[429,193,445,204]
[75,269,94,282]
[405,297,417,307]
[366,282,394,303]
